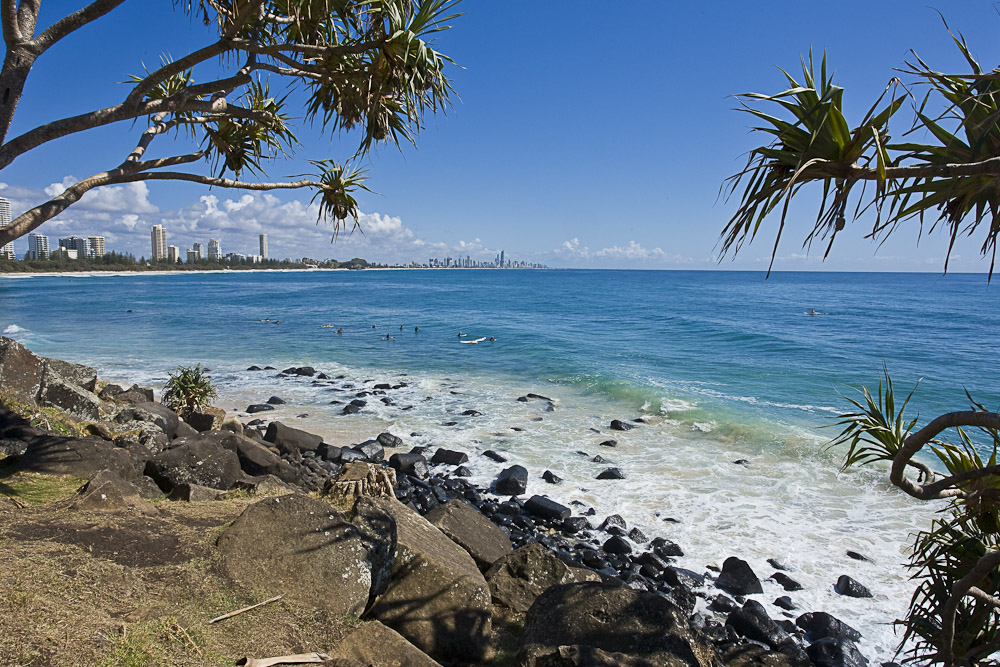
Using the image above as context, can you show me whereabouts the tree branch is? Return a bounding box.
[0,166,322,247]
[15,0,38,41]
[122,39,232,109]
[941,550,1000,666]
[2,0,20,46]
[889,411,1000,500]
[28,0,129,56]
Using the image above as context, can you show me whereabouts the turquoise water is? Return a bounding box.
[2,268,997,659]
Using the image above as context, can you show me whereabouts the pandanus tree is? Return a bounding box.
[725,21,1000,666]
[0,0,460,248]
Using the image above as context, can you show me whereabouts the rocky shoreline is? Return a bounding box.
[0,336,882,666]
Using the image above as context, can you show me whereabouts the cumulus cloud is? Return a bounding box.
[554,237,692,267]
[43,177,158,214]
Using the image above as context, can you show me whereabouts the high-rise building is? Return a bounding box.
[208,238,221,260]
[27,233,49,259]
[191,242,203,259]
[59,236,89,258]
[500,250,505,268]
[167,245,179,263]
[150,224,167,261]
[186,249,199,263]
[88,236,105,258]
[0,196,12,260]
[259,233,268,260]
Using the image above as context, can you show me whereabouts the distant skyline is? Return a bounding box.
[2,2,1000,271]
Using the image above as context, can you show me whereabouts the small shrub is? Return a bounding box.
[162,364,217,415]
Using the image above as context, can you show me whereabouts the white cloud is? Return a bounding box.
[553,237,692,267]
[43,177,158,214]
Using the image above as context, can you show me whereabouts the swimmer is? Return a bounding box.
[371,324,377,329]
[458,332,464,338]
[399,325,403,331]
[391,336,396,341]
[414,326,419,332]
[337,328,343,334]
[274,320,280,325]
[489,336,496,342]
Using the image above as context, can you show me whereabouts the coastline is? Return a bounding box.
[1,337,894,665]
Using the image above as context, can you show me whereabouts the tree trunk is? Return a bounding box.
[0,47,35,145]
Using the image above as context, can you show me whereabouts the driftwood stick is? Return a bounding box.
[209,595,283,624]
[237,653,330,667]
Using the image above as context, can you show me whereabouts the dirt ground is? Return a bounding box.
[0,481,361,667]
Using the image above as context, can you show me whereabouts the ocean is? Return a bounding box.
[2,268,998,660]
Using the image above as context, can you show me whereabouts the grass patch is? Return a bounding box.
[0,471,85,505]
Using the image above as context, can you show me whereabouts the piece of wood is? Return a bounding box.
[209,595,283,624]
[237,653,330,667]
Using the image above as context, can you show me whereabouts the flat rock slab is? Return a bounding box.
[368,496,492,663]
[216,494,392,618]
[19,435,143,480]
[330,620,442,667]
[425,499,512,571]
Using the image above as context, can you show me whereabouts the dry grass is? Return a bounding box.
[0,495,362,667]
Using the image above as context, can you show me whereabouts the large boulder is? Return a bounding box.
[36,371,103,420]
[144,433,244,492]
[368,497,492,663]
[726,600,794,650]
[70,469,157,513]
[212,430,302,484]
[484,543,598,613]
[42,357,97,392]
[425,499,513,571]
[118,402,181,440]
[184,406,226,432]
[518,582,715,667]
[19,435,144,480]
[330,621,442,667]
[495,465,528,496]
[263,421,323,455]
[216,494,395,618]
[716,556,763,596]
[0,337,46,400]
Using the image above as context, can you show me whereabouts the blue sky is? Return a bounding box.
[2,1,1000,270]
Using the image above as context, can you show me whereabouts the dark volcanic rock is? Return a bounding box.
[495,465,528,495]
[352,439,385,462]
[524,495,571,521]
[596,467,625,480]
[483,449,508,462]
[342,404,362,415]
[263,421,323,456]
[771,571,803,591]
[599,439,618,447]
[266,395,286,405]
[431,448,468,465]
[835,575,873,598]
[609,419,634,431]
[246,403,275,414]
[377,432,403,448]
[806,637,869,667]
[541,470,562,484]
[726,600,793,650]
[716,556,763,596]
[774,596,797,611]
[796,612,862,642]
[388,452,429,480]
[846,550,873,562]
[602,535,633,555]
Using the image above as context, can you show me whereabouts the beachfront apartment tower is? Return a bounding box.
[150,224,167,261]
[0,196,13,260]
[186,249,199,263]
[259,233,268,260]
[167,245,180,263]
[88,236,105,258]
[208,238,221,260]
[27,233,49,259]
[58,236,89,258]
[191,242,203,259]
